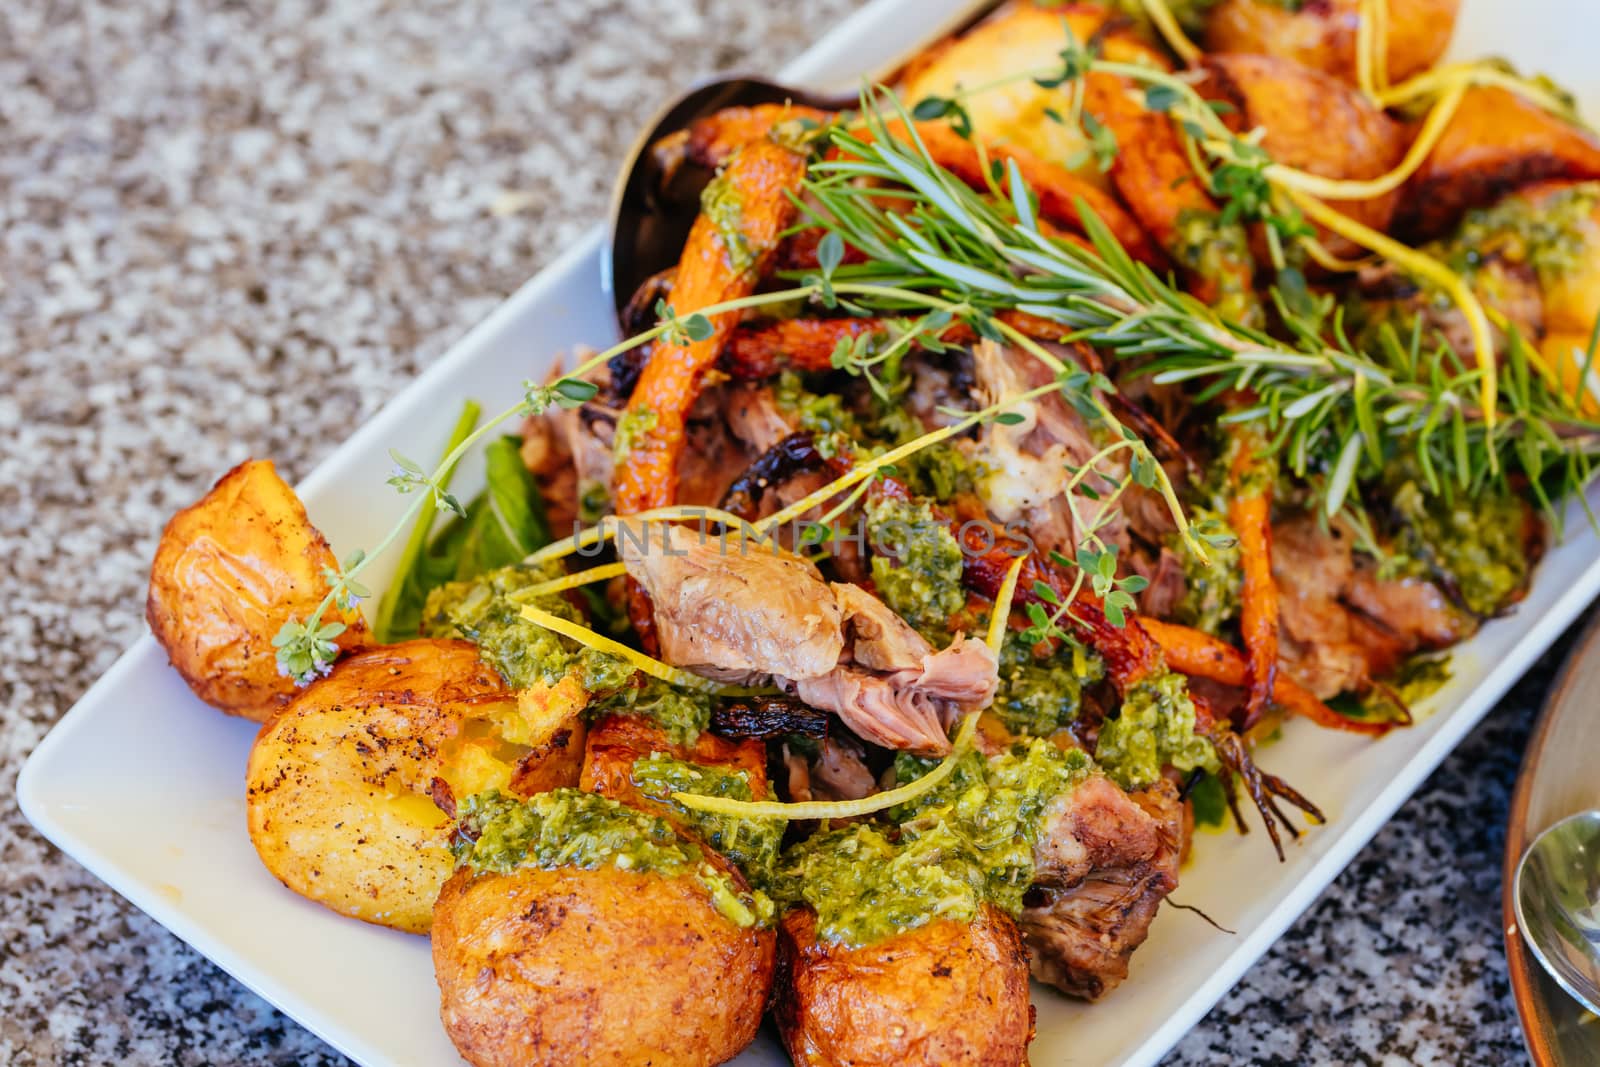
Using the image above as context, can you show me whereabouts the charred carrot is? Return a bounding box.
[1139,617,1393,737]
[613,139,809,518]
[1228,437,1280,729]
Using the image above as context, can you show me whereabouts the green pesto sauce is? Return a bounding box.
[1444,182,1600,286]
[993,629,1105,737]
[1171,504,1243,636]
[592,676,713,748]
[629,752,784,885]
[612,408,658,463]
[701,171,755,274]
[864,496,966,640]
[1095,671,1220,791]
[768,823,990,947]
[423,563,631,691]
[1175,208,1263,330]
[452,789,774,928]
[1391,479,1527,617]
[892,740,1095,917]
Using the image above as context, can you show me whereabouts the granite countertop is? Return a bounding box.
[0,2,1575,1064]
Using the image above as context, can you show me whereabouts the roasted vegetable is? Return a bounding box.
[1397,86,1600,239]
[1204,0,1461,87]
[146,459,368,721]
[901,1,1167,191]
[1201,52,1407,241]
[245,639,585,933]
[433,790,774,1067]
[774,905,1034,1067]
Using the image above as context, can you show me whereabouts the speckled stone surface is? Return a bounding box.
[0,2,1577,1064]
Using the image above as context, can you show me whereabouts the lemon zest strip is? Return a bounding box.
[517,604,737,695]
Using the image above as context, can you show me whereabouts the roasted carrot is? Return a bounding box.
[1081,72,1260,325]
[1138,617,1394,737]
[1228,435,1280,730]
[613,138,809,518]
[889,120,1167,267]
[722,309,1085,380]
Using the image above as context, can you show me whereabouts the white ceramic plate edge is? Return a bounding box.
[19,1,1600,1064]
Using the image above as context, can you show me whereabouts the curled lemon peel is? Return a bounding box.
[1356,0,1391,102]
[671,556,1028,823]
[1252,80,1466,201]
[516,603,749,696]
[512,562,628,600]
[1139,0,1202,67]
[1378,62,1582,121]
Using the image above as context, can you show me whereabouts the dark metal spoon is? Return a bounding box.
[602,75,852,330]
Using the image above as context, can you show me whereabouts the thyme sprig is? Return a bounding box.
[273,281,844,682]
[797,86,1600,530]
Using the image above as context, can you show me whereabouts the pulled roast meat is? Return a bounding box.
[1272,515,1468,698]
[1020,777,1184,1000]
[621,524,997,754]
[782,735,879,805]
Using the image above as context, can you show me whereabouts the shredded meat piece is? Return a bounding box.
[792,668,950,754]
[620,524,844,682]
[1133,547,1187,619]
[1020,778,1184,1000]
[622,524,997,754]
[1031,774,1161,890]
[813,735,878,801]
[1271,515,1461,698]
[1346,562,1468,648]
[725,383,798,455]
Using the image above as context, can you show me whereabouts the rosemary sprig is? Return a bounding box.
[796,86,1600,527]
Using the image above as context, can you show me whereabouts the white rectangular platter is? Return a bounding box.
[18,2,1600,1065]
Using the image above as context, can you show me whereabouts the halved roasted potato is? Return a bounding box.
[146,459,368,721]
[774,905,1034,1067]
[900,2,1168,188]
[245,639,586,933]
[1397,86,1600,239]
[432,793,775,1067]
[1204,0,1461,87]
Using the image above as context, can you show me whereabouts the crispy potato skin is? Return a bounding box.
[1201,53,1407,240]
[774,906,1034,1067]
[246,639,584,933]
[432,864,776,1067]
[1398,87,1600,239]
[1205,0,1460,87]
[146,459,368,721]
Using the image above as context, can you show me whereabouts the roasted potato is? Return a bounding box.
[1396,87,1600,239]
[774,906,1034,1067]
[146,459,369,721]
[580,713,769,814]
[246,638,586,933]
[1201,53,1407,241]
[433,861,775,1067]
[901,2,1168,189]
[1204,0,1461,87]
